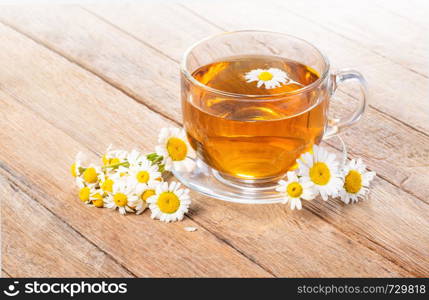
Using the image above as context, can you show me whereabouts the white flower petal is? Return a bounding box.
[286,171,299,182]
[184,226,197,232]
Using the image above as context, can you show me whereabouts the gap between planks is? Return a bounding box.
[0,7,425,276]
[2,269,12,278]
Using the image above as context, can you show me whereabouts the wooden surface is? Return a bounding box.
[0,0,428,277]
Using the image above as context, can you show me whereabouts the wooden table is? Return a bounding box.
[1,0,428,278]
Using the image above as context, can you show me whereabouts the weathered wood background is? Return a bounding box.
[1,0,428,277]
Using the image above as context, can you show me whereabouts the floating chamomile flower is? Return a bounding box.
[297,145,343,201]
[340,158,376,204]
[104,178,138,215]
[147,181,191,223]
[244,68,301,89]
[156,128,196,172]
[276,172,316,210]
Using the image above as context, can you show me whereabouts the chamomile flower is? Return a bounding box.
[340,158,376,204]
[156,128,196,172]
[297,145,343,201]
[276,172,316,210]
[128,181,160,214]
[137,180,160,203]
[147,181,191,223]
[104,178,138,215]
[128,159,161,188]
[244,68,301,89]
[81,164,102,184]
[75,177,96,204]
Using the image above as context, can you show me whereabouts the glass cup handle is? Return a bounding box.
[324,69,368,139]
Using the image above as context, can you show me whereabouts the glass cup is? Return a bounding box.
[180,30,367,191]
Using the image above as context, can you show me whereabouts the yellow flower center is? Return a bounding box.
[167,137,187,161]
[101,178,114,192]
[344,170,362,194]
[136,171,150,183]
[92,193,104,208]
[287,182,303,198]
[141,189,155,201]
[71,163,77,177]
[79,187,90,202]
[103,155,120,166]
[113,193,128,207]
[309,162,331,185]
[157,192,180,214]
[83,167,98,183]
[110,157,120,165]
[258,71,273,81]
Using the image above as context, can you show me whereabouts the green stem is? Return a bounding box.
[146,153,158,161]
[152,156,163,164]
[102,161,129,170]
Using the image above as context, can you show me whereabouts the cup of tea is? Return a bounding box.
[178,30,366,200]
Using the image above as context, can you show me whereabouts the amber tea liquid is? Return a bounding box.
[182,55,328,181]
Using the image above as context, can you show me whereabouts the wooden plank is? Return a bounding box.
[272,0,428,77]
[0,174,133,277]
[0,21,408,276]
[0,92,271,278]
[12,2,424,203]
